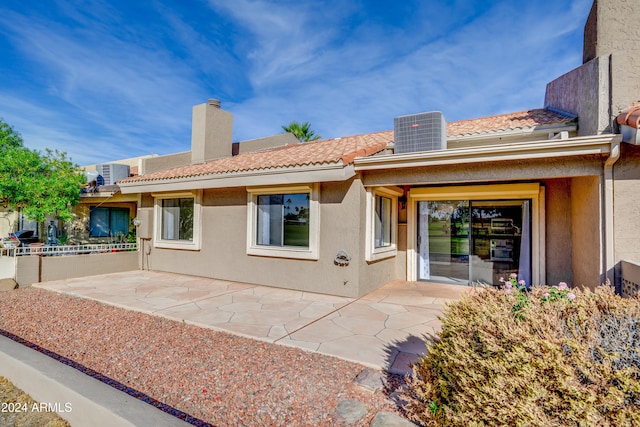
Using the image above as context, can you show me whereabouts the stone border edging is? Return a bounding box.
[0,333,199,427]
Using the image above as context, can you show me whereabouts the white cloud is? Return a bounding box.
[0,0,595,164]
[225,0,592,142]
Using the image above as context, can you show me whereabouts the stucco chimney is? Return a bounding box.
[583,0,640,65]
[545,0,640,135]
[191,99,233,164]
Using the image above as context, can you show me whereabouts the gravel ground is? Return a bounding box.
[0,288,406,426]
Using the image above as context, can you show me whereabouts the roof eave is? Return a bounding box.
[447,122,578,143]
[119,162,354,194]
[354,134,622,171]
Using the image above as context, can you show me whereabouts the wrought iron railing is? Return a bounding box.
[1,243,138,257]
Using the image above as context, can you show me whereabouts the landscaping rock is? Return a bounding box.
[0,279,18,291]
[370,411,417,427]
[333,400,367,425]
[354,368,386,392]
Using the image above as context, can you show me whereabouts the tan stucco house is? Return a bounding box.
[117,0,640,297]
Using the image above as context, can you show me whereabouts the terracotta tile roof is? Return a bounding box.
[123,130,392,183]
[617,105,640,129]
[447,108,575,136]
[121,108,575,185]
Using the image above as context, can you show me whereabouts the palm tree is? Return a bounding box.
[281,121,321,142]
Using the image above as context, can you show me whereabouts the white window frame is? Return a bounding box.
[246,184,319,260]
[153,191,202,250]
[365,186,403,261]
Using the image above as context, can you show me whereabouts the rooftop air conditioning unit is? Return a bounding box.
[96,163,130,186]
[394,111,447,154]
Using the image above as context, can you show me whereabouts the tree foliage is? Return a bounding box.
[0,119,84,223]
[281,121,321,142]
[0,120,23,149]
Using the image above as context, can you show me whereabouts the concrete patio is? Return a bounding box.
[35,270,470,374]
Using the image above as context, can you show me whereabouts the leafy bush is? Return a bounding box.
[401,281,640,426]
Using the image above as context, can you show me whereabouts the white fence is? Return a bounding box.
[1,243,137,257]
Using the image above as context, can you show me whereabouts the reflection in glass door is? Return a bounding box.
[417,199,531,286]
[417,201,470,284]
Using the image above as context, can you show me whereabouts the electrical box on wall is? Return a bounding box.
[136,209,153,240]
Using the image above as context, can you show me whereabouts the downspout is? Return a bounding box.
[603,140,620,287]
[602,52,620,288]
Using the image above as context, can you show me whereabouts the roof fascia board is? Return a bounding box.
[119,163,355,194]
[354,134,621,171]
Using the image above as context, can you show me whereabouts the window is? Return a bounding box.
[247,184,319,259]
[256,193,309,247]
[161,198,194,241]
[374,195,392,248]
[154,191,201,250]
[366,187,403,261]
[17,209,39,237]
[90,207,130,237]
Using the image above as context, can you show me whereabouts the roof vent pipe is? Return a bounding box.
[208,99,221,108]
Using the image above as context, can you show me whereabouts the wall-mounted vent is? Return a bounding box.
[96,163,130,186]
[394,111,447,154]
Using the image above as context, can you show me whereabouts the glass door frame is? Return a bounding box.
[406,183,545,285]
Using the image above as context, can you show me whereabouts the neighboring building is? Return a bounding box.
[0,209,39,241]
[118,0,640,297]
[69,156,155,244]
[69,131,300,245]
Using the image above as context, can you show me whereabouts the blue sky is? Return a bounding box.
[0,0,592,165]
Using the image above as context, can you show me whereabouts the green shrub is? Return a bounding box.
[401,282,640,426]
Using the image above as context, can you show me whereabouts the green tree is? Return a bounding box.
[0,121,23,149]
[0,118,85,223]
[281,121,321,142]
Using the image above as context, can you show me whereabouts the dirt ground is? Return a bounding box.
[0,376,70,427]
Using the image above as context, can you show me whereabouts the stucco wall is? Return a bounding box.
[14,256,38,286]
[15,251,139,287]
[235,133,298,155]
[140,178,397,297]
[547,0,640,136]
[141,152,191,175]
[545,52,634,136]
[395,223,408,279]
[583,0,640,102]
[613,144,640,273]
[361,156,605,187]
[544,56,610,135]
[570,175,603,290]
[0,210,18,238]
[356,182,403,296]
[543,179,573,286]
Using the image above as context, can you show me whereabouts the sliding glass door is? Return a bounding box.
[417,201,470,285]
[417,199,531,286]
